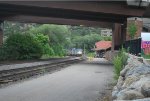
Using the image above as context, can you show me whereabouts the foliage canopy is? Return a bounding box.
[1,21,112,60]
[0,33,43,60]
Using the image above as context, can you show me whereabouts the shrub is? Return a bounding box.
[102,36,112,41]
[52,44,66,57]
[113,47,128,80]
[33,33,50,55]
[119,47,128,65]
[113,55,123,80]
[43,44,55,56]
[0,45,9,60]
[4,33,43,60]
[87,52,95,58]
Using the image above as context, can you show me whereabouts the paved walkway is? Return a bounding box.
[0,58,113,101]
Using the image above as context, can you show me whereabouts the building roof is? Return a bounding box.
[94,41,111,51]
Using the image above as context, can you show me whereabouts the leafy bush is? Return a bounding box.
[2,33,43,60]
[29,24,70,46]
[33,33,51,55]
[102,36,112,41]
[29,25,69,57]
[33,33,66,57]
[52,44,66,57]
[119,47,128,65]
[113,55,123,80]
[0,45,10,60]
[113,47,128,80]
[87,52,95,58]
[43,44,55,56]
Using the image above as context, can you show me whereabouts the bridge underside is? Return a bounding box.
[4,15,113,28]
[0,1,149,51]
[0,1,148,23]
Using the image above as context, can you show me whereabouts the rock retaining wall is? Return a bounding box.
[112,54,150,101]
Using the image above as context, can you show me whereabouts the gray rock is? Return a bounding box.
[120,66,130,77]
[116,76,124,89]
[129,76,150,92]
[137,57,144,63]
[122,75,139,89]
[114,98,150,101]
[117,90,144,100]
[141,82,150,97]
[126,64,150,77]
[112,89,119,100]
[133,98,150,101]
[127,55,143,66]
[143,58,150,66]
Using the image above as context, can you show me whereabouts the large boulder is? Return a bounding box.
[122,75,140,89]
[127,55,143,67]
[116,76,124,89]
[141,82,150,97]
[126,65,150,77]
[116,90,144,100]
[120,65,130,77]
[112,86,119,100]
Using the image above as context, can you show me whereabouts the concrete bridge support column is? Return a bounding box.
[105,23,122,61]
[106,23,126,61]
[111,23,122,51]
[0,22,3,45]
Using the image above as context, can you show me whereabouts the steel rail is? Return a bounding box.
[0,58,82,87]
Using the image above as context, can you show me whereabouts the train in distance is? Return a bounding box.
[67,48,83,56]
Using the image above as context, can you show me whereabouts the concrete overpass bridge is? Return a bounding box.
[0,1,150,52]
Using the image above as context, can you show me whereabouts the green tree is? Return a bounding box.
[3,21,37,36]
[29,24,70,56]
[72,34,103,51]
[128,23,137,39]
[29,24,71,46]
[33,33,54,56]
[2,33,43,60]
[68,26,102,36]
[3,21,112,58]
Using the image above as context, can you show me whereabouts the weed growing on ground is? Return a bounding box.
[113,47,128,80]
[113,55,123,80]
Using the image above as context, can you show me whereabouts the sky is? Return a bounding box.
[141,32,150,41]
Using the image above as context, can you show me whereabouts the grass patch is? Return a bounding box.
[87,52,95,58]
[142,54,150,59]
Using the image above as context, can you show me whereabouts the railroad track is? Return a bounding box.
[0,58,82,86]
